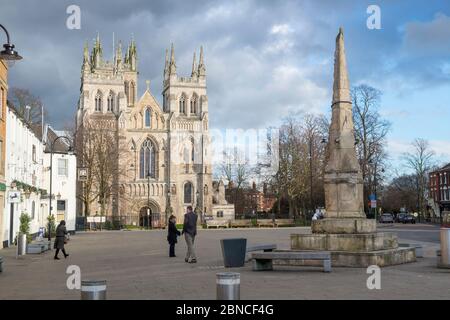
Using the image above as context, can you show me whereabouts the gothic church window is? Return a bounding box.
[179,94,187,114]
[190,95,197,114]
[145,108,151,128]
[130,81,136,105]
[95,91,103,112]
[140,138,156,179]
[107,91,115,112]
[184,182,193,204]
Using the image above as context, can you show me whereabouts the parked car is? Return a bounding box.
[396,213,407,223]
[379,213,394,223]
[402,214,416,224]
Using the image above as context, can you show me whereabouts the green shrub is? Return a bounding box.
[46,214,56,238]
[19,212,32,243]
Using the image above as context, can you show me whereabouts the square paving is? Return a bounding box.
[0,226,448,299]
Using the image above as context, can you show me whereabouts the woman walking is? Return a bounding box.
[167,215,181,257]
[54,220,69,260]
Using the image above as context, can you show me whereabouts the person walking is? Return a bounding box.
[167,215,181,257]
[182,205,197,263]
[54,220,69,260]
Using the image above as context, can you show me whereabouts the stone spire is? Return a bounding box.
[128,35,137,71]
[114,40,123,71]
[332,27,350,105]
[82,41,90,72]
[169,43,176,75]
[324,27,363,218]
[198,45,206,77]
[91,32,103,68]
[191,51,198,78]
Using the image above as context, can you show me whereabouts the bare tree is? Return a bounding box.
[9,87,46,124]
[76,117,131,218]
[265,114,328,220]
[351,84,390,212]
[403,138,435,221]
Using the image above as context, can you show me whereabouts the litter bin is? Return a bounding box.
[220,238,247,267]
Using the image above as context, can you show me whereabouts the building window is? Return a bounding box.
[130,81,136,105]
[184,182,192,204]
[107,91,115,112]
[95,91,103,112]
[32,145,36,163]
[190,95,197,114]
[57,200,66,223]
[179,95,186,114]
[31,201,35,219]
[145,108,151,127]
[140,139,156,179]
[217,211,224,218]
[58,158,68,176]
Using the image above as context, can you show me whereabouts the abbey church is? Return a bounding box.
[75,35,227,227]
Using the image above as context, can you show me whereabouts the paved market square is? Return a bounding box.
[0,225,449,300]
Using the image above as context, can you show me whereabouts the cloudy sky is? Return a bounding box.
[2,0,450,172]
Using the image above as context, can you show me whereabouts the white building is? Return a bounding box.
[3,105,46,246]
[42,125,77,232]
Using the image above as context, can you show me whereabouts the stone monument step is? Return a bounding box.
[274,247,416,268]
[291,232,398,252]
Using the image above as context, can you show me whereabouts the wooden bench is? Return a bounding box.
[230,220,253,228]
[206,220,230,229]
[257,219,275,228]
[252,251,332,272]
[274,219,295,227]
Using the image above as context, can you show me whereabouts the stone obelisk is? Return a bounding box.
[312,27,375,234]
[290,28,416,267]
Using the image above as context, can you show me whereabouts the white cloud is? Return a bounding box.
[270,24,293,35]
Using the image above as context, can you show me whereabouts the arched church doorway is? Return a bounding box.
[139,207,152,228]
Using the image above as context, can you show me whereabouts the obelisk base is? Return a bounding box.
[311,218,376,234]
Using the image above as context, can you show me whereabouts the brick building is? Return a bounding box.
[429,163,450,215]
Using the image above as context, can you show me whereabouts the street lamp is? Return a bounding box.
[146,172,151,230]
[47,135,74,242]
[0,24,22,61]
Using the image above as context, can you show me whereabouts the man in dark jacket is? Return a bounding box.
[182,206,197,263]
[54,220,69,260]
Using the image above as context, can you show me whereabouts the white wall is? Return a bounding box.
[42,151,77,231]
[3,106,46,245]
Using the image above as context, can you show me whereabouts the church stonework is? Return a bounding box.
[75,35,213,226]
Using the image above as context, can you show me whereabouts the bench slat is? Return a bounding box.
[246,244,277,252]
[252,251,330,260]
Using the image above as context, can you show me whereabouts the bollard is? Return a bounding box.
[439,228,450,268]
[216,272,240,300]
[17,234,27,256]
[81,280,107,300]
[0,256,3,273]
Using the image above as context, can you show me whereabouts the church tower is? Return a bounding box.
[162,44,212,218]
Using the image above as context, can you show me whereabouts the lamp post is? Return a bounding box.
[146,172,151,230]
[0,24,22,61]
[47,135,73,242]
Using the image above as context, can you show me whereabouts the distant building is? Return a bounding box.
[429,163,450,217]
[225,182,277,218]
[41,125,77,232]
